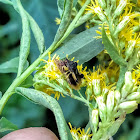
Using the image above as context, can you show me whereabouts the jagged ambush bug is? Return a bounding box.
[54,59,84,90]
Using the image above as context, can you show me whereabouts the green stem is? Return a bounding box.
[0,44,55,115]
[0,0,91,115]
[90,18,102,24]
[54,0,91,48]
[75,13,93,28]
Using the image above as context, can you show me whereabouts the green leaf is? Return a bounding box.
[16,87,73,140]
[116,65,127,91]
[54,0,73,44]
[0,57,29,73]
[26,12,45,54]
[57,0,77,17]
[73,0,78,7]
[102,26,127,66]
[0,117,18,132]
[0,0,13,5]
[16,0,31,76]
[0,1,59,63]
[57,0,65,17]
[52,26,104,64]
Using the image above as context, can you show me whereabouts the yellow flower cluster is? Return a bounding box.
[41,53,62,80]
[132,65,140,86]
[69,123,93,140]
[34,52,120,101]
[33,53,66,100]
[86,0,140,61]
[55,17,61,25]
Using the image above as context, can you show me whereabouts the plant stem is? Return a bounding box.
[54,0,91,48]
[0,44,55,115]
[0,0,91,115]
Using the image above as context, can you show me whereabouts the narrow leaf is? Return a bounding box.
[54,0,73,44]
[26,12,45,54]
[116,65,127,91]
[53,26,104,64]
[57,0,77,17]
[102,26,127,66]
[17,0,31,76]
[0,117,18,132]
[16,87,73,140]
[0,57,29,73]
[0,0,13,5]
[75,13,93,28]
[57,0,65,17]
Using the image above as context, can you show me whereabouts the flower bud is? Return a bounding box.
[98,0,106,9]
[115,90,121,103]
[119,101,138,114]
[113,0,127,18]
[107,91,114,120]
[91,109,99,132]
[86,84,93,96]
[102,88,109,102]
[132,86,138,92]
[126,92,140,100]
[114,16,130,36]
[92,79,101,96]
[125,72,133,86]
[86,84,93,100]
[121,71,134,98]
[119,39,125,50]
[96,96,106,122]
[81,79,87,86]
[94,6,106,22]
[133,25,140,32]
[125,40,136,60]
[107,114,125,137]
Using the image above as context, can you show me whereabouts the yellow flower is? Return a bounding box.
[69,122,92,140]
[41,53,62,80]
[117,3,140,37]
[77,65,89,83]
[42,87,65,100]
[55,17,61,25]
[33,53,66,100]
[86,0,106,22]
[82,66,104,89]
[84,61,118,99]
[132,65,140,86]
[94,24,110,39]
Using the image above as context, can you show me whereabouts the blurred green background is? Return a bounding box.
[0,0,140,139]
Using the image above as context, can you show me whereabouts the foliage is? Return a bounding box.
[0,0,140,140]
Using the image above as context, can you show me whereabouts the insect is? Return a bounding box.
[54,58,84,90]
